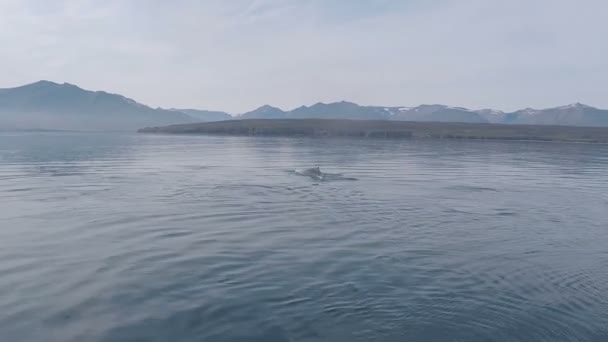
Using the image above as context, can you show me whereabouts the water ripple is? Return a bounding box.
[1,132,608,341]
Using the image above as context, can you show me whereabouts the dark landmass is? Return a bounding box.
[138,119,608,143]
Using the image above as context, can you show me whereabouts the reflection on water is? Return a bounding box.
[1,132,608,341]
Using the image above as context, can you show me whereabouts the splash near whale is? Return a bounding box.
[291,167,357,181]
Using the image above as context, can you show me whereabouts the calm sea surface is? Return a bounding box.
[1,132,607,342]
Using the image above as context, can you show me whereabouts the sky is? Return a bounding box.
[0,0,607,113]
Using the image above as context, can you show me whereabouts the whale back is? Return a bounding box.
[309,167,321,175]
[292,167,356,181]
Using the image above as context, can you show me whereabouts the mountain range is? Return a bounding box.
[238,102,608,127]
[1,81,607,130]
[0,81,196,131]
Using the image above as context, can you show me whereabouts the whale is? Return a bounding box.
[297,167,324,180]
[292,167,357,181]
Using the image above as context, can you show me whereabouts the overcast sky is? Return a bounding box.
[1,0,606,113]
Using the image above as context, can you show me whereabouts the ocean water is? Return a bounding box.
[1,132,607,342]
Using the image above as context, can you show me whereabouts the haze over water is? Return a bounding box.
[1,132,607,341]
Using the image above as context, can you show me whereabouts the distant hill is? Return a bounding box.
[238,102,486,123]
[393,105,487,123]
[474,109,505,124]
[172,109,232,122]
[240,105,286,119]
[499,103,608,127]
[288,101,393,120]
[0,81,195,131]
[238,102,397,121]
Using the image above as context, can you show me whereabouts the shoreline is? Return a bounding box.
[138,119,608,144]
